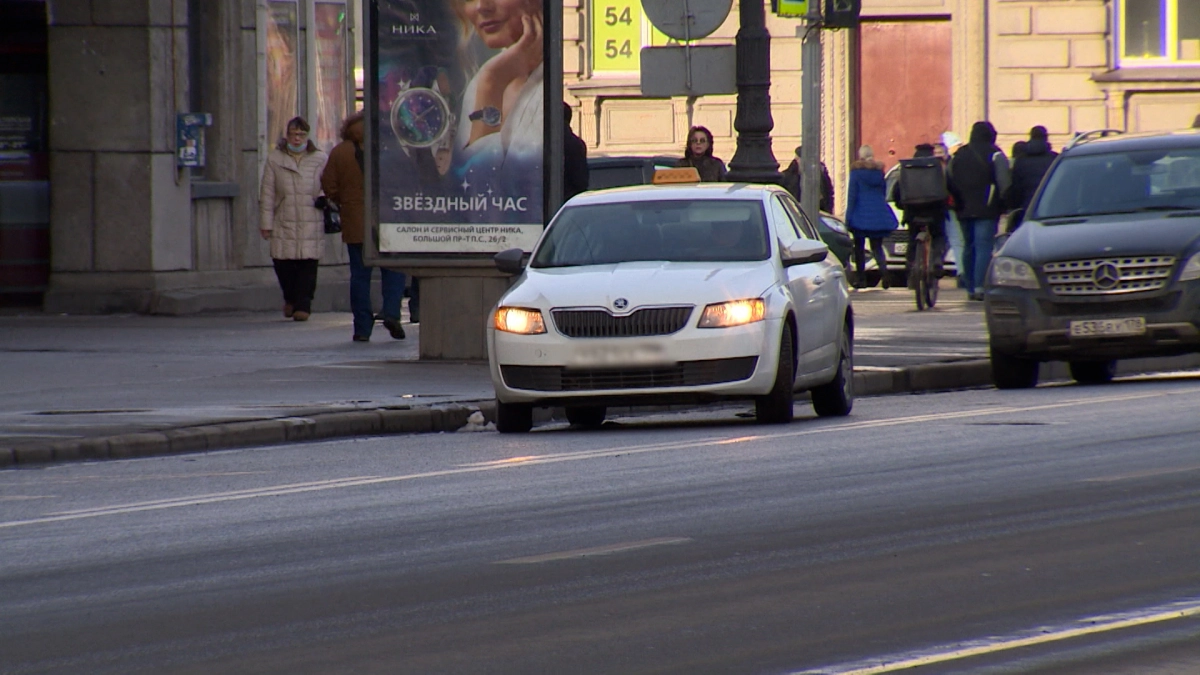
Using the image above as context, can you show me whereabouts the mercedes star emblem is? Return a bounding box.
[613,298,629,311]
[1093,263,1120,289]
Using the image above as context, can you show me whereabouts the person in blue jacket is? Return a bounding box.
[845,145,899,288]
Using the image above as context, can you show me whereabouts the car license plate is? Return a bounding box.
[569,342,669,367]
[893,242,907,255]
[1069,317,1146,337]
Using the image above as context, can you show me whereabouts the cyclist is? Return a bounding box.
[892,144,948,287]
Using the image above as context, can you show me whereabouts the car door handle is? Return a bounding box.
[813,276,825,285]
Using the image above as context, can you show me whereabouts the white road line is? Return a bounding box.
[2,386,1198,531]
[496,537,692,564]
[791,597,1200,675]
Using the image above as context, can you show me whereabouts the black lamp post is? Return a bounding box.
[724,0,781,184]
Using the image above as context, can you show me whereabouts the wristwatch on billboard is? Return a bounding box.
[390,74,454,149]
[468,106,501,128]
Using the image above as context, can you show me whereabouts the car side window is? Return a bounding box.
[770,196,802,248]
[779,195,821,240]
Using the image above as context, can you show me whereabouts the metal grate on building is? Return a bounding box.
[1043,256,1175,296]
[550,306,694,338]
[501,356,758,392]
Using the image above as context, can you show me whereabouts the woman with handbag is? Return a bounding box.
[321,112,406,342]
[259,116,328,321]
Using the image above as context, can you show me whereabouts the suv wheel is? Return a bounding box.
[1069,360,1117,385]
[990,347,1039,389]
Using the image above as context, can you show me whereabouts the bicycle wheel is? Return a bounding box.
[914,236,929,311]
[924,237,939,308]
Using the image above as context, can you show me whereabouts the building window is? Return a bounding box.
[265,0,301,144]
[309,1,349,152]
[1119,0,1200,65]
[588,0,672,76]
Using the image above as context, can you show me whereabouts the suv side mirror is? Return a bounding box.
[494,248,527,275]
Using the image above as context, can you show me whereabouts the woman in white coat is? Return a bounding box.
[259,116,328,321]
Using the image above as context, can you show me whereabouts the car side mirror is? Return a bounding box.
[1006,208,1026,233]
[494,248,527,275]
[781,239,829,266]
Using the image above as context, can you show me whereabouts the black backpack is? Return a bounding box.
[896,157,948,208]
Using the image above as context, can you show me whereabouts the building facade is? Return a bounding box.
[1,0,1197,312]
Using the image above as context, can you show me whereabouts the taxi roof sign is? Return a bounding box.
[652,167,701,185]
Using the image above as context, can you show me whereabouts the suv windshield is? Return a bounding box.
[1033,146,1200,219]
[531,200,770,268]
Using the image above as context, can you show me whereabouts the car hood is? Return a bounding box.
[1005,213,1200,263]
[504,261,777,310]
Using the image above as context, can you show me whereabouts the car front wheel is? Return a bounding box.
[991,347,1039,389]
[755,326,795,424]
[812,328,854,417]
[495,400,533,433]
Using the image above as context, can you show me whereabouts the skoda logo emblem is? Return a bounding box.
[1093,263,1120,289]
[613,298,629,311]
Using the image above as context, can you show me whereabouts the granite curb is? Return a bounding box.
[5,353,1199,468]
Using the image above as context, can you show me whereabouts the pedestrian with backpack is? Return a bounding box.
[947,121,1011,301]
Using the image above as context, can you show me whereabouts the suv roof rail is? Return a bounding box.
[1065,128,1124,151]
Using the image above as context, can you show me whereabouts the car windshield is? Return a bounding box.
[531,199,770,268]
[1032,146,1200,220]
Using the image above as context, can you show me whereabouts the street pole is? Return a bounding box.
[724,0,780,184]
[800,1,823,224]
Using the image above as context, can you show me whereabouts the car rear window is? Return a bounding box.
[531,199,770,267]
[1033,146,1200,219]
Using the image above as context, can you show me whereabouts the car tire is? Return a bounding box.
[812,328,854,417]
[755,326,795,425]
[495,400,533,434]
[990,347,1039,389]
[566,405,606,428]
[1069,360,1117,385]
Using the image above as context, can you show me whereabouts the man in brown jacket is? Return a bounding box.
[321,112,406,342]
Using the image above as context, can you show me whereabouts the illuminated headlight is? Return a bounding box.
[698,298,766,328]
[493,307,546,334]
[991,257,1040,289]
[1179,252,1200,282]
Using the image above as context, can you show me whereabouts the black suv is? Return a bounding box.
[985,129,1200,388]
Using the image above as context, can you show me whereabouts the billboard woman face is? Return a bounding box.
[461,0,539,50]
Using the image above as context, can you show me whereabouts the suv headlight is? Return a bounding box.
[698,298,766,328]
[991,257,1040,289]
[1179,252,1200,282]
[494,307,546,334]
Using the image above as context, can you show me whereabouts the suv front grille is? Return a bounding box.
[1042,256,1175,296]
[551,306,693,338]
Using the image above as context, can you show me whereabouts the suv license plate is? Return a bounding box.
[1069,317,1146,337]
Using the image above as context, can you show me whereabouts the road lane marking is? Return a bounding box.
[496,537,692,564]
[791,597,1200,674]
[1083,464,1200,483]
[4,386,1199,530]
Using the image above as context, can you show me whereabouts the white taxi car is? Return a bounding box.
[487,172,854,433]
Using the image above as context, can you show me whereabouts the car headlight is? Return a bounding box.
[1179,252,1200,282]
[698,298,766,328]
[991,257,1040,289]
[493,307,546,334]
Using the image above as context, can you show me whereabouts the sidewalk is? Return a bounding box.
[0,286,1193,467]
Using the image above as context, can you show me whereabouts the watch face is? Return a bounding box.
[390,87,451,148]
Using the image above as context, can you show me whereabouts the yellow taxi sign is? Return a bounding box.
[652,167,701,185]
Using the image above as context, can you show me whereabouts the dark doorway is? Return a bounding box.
[0,0,49,308]
[856,20,953,173]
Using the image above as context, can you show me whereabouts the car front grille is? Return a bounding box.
[500,356,758,392]
[551,306,693,338]
[1042,256,1175,296]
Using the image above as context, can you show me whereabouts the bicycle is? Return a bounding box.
[909,218,940,311]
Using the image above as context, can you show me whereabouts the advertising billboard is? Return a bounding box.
[370,0,548,256]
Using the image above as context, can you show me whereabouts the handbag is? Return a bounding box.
[315,195,341,234]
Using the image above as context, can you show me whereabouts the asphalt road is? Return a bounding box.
[2,375,1199,674]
